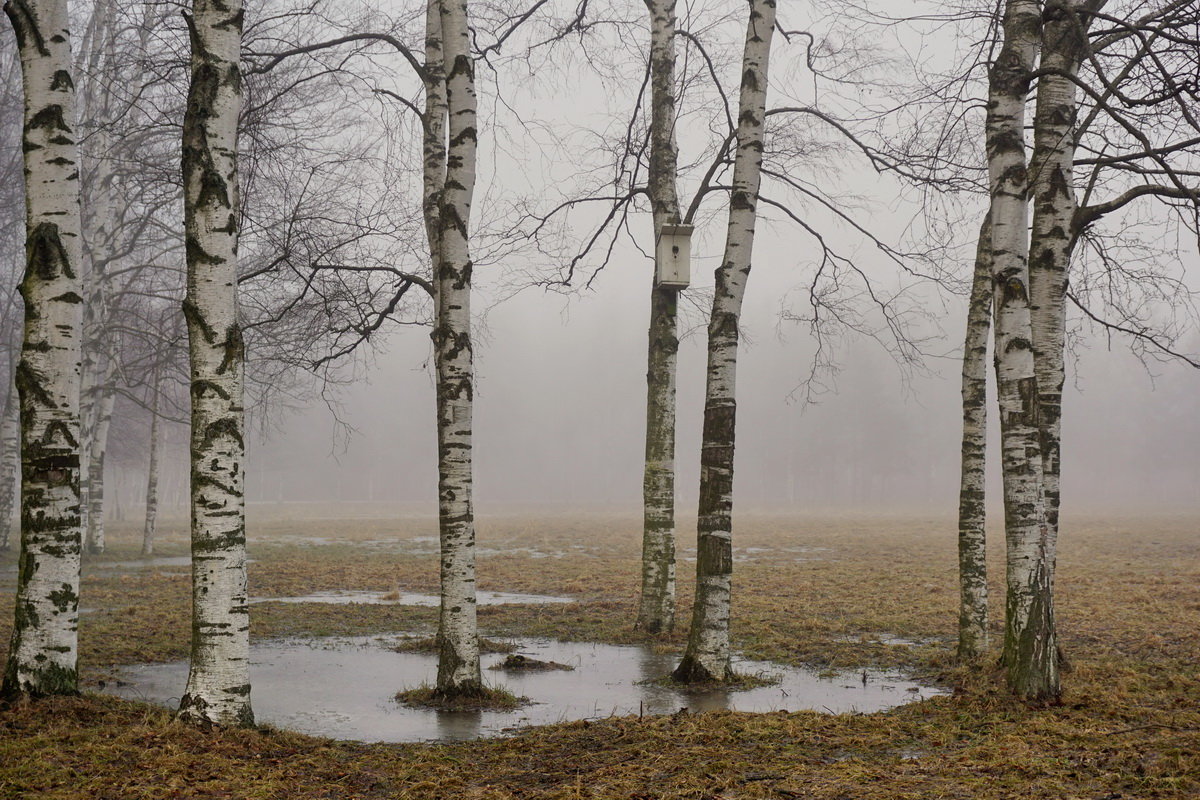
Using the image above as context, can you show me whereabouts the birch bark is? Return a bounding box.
[432,0,482,697]
[957,219,991,661]
[0,381,18,551]
[1029,0,1101,577]
[1,0,86,699]
[177,0,254,727]
[142,368,161,556]
[673,0,775,684]
[84,382,113,552]
[985,0,1057,700]
[637,0,681,635]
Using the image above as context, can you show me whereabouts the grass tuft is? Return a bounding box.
[394,683,526,711]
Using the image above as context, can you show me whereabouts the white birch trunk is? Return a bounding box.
[177,0,253,727]
[985,0,1057,700]
[76,0,117,556]
[2,0,86,698]
[432,0,481,697]
[674,0,775,684]
[637,0,681,635]
[957,219,992,661]
[1030,0,1102,576]
[142,370,161,556]
[83,382,113,552]
[0,380,19,551]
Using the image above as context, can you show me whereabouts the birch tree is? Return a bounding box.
[637,0,682,635]
[431,0,483,698]
[141,365,162,556]
[982,0,1060,700]
[176,0,254,728]
[956,219,991,660]
[1027,0,1105,595]
[75,0,119,556]
[1,0,86,699]
[673,0,776,684]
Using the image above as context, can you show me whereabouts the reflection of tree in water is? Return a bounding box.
[435,708,482,742]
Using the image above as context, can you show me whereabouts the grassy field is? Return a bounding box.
[1,506,1198,799]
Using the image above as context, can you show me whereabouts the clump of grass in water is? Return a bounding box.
[395,684,527,711]
[488,653,575,672]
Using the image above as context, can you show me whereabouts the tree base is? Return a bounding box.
[671,654,734,685]
[395,683,525,711]
[635,617,674,636]
[176,693,256,730]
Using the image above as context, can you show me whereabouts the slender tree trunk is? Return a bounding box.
[673,0,775,684]
[432,0,481,698]
[985,0,1057,701]
[0,380,19,551]
[637,0,682,635]
[957,219,992,661]
[142,369,161,556]
[1030,0,1101,576]
[76,0,117,556]
[84,382,113,552]
[1,0,86,699]
[177,0,253,728]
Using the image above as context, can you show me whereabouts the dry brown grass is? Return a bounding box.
[1,507,1198,799]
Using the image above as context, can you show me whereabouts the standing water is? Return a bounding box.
[103,635,943,742]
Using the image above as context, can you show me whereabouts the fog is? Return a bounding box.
[14,0,1197,522]
[233,224,1199,517]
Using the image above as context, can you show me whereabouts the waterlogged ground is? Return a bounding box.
[103,635,944,742]
[1,505,1199,799]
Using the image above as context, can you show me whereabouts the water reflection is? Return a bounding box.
[103,635,944,743]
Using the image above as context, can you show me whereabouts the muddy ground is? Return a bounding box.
[0,505,1197,798]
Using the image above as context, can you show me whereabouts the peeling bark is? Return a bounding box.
[177,0,254,728]
[638,0,681,636]
[2,0,86,700]
[674,0,775,684]
[957,219,992,661]
[432,0,481,698]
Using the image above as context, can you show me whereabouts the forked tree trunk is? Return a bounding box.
[957,219,992,661]
[637,0,682,635]
[432,0,481,697]
[0,380,18,551]
[985,0,1057,701]
[142,369,161,556]
[673,0,775,684]
[177,0,254,728]
[1,0,86,699]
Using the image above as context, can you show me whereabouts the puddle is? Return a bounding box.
[102,636,944,743]
[251,590,575,607]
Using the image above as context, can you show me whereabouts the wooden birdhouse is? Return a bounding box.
[655,224,693,289]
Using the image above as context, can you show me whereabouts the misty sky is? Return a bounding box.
[14,0,1197,520]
